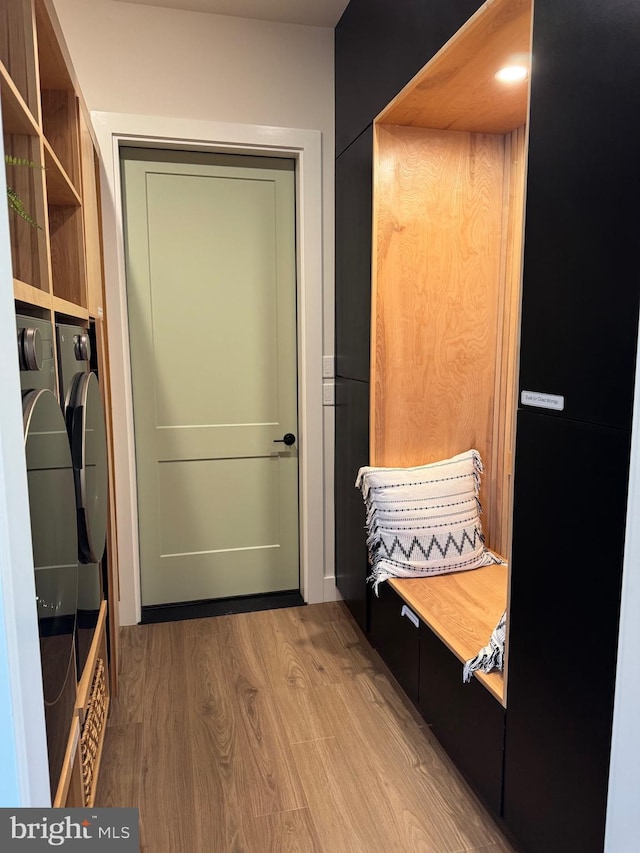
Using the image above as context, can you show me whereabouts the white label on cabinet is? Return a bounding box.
[521,390,565,411]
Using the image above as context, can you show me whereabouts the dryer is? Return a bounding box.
[56,323,108,677]
[18,314,79,799]
[16,313,55,393]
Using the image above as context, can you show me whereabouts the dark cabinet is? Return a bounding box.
[335,1,640,850]
[369,582,420,704]
[518,0,640,431]
[334,377,370,631]
[335,0,483,155]
[420,630,505,817]
[503,410,631,853]
[335,128,373,384]
[369,581,505,818]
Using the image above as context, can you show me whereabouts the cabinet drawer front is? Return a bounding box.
[419,629,505,817]
[369,582,420,704]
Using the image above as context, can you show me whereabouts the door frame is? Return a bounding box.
[92,112,325,624]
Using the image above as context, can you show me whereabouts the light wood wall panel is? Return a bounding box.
[378,0,532,134]
[488,125,527,557]
[371,125,507,547]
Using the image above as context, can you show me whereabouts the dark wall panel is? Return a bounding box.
[335,127,373,383]
[504,410,631,853]
[518,0,640,430]
[335,377,370,631]
[335,0,483,155]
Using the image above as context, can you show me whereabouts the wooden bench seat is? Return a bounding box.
[389,561,508,704]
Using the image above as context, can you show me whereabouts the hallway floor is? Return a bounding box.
[96,601,517,852]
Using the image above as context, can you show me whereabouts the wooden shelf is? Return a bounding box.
[53,293,89,321]
[0,0,40,120]
[378,0,532,133]
[0,62,39,136]
[35,0,75,91]
[44,136,81,206]
[13,277,51,308]
[389,562,508,704]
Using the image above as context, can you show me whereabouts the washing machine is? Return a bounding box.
[56,323,108,678]
[16,313,56,393]
[18,314,79,799]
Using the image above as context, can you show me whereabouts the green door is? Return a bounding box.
[121,148,299,606]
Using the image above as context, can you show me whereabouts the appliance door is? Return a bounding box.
[68,370,108,565]
[22,388,79,798]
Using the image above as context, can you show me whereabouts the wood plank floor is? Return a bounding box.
[96,601,517,852]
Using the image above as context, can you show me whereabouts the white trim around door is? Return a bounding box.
[91,112,325,625]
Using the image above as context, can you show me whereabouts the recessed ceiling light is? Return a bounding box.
[495,65,529,83]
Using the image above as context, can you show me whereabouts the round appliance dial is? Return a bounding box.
[73,332,91,362]
[17,326,44,371]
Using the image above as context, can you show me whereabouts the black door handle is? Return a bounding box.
[273,433,296,446]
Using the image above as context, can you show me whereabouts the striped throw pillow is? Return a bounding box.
[356,449,503,593]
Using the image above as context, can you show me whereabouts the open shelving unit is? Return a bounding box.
[1,0,118,809]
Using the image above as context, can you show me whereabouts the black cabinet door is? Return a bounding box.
[518,0,640,430]
[335,0,483,155]
[504,410,631,853]
[335,128,373,384]
[335,377,370,631]
[369,581,420,704]
[420,630,505,818]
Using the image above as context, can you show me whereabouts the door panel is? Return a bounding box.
[121,149,299,606]
[504,410,631,853]
[518,0,640,430]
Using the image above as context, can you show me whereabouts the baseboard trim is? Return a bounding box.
[140,589,304,624]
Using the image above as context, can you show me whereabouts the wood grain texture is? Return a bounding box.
[0,0,40,118]
[330,671,507,852]
[43,137,80,206]
[5,132,49,290]
[95,604,515,852]
[94,318,120,697]
[378,0,532,134]
[48,203,86,306]
[35,0,74,91]
[0,62,39,135]
[79,110,104,318]
[93,722,143,809]
[140,621,197,853]
[243,808,323,853]
[390,563,508,703]
[13,277,51,308]
[40,88,80,191]
[488,125,527,560]
[107,626,146,727]
[372,125,506,518]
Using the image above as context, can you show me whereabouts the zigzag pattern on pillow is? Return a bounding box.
[379,526,485,561]
[356,449,504,592]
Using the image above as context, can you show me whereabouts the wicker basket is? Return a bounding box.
[80,657,107,805]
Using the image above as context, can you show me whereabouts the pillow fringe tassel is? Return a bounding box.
[462,610,507,683]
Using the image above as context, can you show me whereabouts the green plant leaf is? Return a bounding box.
[7,185,42,229]
[4,154,44,229]
[4,154,43,170]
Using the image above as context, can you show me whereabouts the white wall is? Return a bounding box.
[0,120,51,806]
[52,0,337,618]
[604,310,640,852]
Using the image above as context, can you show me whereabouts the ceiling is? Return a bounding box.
[115,0,350,28]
